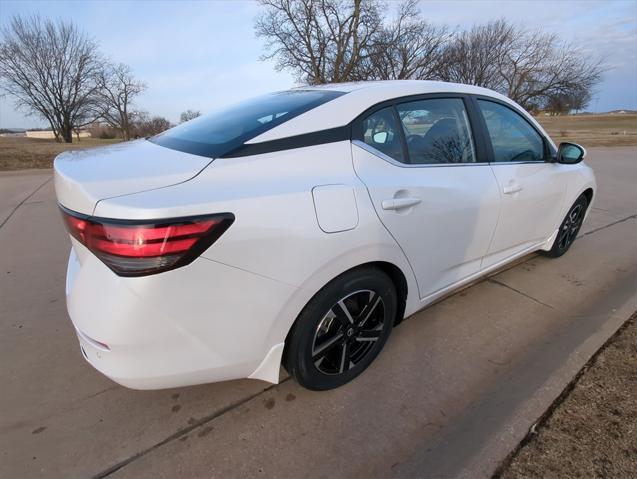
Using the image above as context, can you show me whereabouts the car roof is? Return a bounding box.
[292,79,494,95]
[249,80,525,144]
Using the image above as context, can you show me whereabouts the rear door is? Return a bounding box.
[475,98,566,268]
[352,95,501,300]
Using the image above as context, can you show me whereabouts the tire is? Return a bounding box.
[543,195,588,258]
[284,267,397,390]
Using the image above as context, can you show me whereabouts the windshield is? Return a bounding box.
[150,90,345,158]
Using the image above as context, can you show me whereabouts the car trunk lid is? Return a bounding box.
[54,139,212,215]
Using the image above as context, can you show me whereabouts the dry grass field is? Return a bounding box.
[0,136,120,171]
[0,113,635,171]
[536,113,637,147]
[500,312,637,478]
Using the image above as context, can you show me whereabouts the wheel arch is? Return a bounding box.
[281,240,418,341]
[554,169,596,238]
[279,261,409,372]
[248,239,419,384]
[541,184,596,254]
[289,261,409,336]
[367,261,408,326]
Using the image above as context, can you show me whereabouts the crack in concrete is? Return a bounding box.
[94,379,290,479]
[2,385,122,432]
[486,212,637,312]
[579,213,637,238]
[0,176,53,229]
[487,278,558,311]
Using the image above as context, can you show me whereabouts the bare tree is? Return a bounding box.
[440,20,602,111]
[500,34,602,110]
[95,62,146,140]
[130,112,172,137]
[0,15,102,142]
[256,0,384,84]
[568,87,592,114]
[545,87,592,115]
[363,0,450,80]
[545,93,570,116]
[257,7,603,111]
[256,0,454,84]
[439,20,515,89]
[180,109,201,123]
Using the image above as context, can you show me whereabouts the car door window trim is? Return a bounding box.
[352,93,490,166]
[471,95,555,163]
[353,140,490,168]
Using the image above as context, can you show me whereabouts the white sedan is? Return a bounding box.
[54,80,596,391]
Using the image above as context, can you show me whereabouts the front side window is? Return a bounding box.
[478,100,545,163]
[359,107,405,163]
[151,90,345,158]
[396,98,476,164]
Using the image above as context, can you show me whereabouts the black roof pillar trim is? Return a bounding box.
[220,126,351,158]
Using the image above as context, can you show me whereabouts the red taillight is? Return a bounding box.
[60,207,234,277]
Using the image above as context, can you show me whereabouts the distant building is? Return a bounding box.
[608,110,637,115]
[25,130,91,139]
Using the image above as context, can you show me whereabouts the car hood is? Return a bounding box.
[54,139,212,215]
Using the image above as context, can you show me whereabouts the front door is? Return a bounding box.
[352,97,500,299]
[475,99,566,267]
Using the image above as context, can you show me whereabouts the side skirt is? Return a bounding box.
[414,240,547,312]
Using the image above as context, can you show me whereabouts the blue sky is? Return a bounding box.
[0,0,635,128]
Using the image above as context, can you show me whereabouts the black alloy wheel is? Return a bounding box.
[284,267,397,390]
[544,195,588,258]
[311,289,385,375]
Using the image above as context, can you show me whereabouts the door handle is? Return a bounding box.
[382,197,422,210]
[503,184,523,195]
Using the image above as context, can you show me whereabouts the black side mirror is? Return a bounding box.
[556,142,586,164]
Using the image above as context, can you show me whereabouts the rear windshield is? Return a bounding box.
[150,90,345,158]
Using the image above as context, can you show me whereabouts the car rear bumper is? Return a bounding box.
[65,240,299,389]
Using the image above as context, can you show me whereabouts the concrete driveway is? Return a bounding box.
[1,148,636,478]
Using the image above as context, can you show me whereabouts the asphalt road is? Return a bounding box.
[1,147,636,478]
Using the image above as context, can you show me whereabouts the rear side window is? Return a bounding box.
[355,98,476,165]
[360,107,405,163]
[478,100,545,162]
[396,98,476,164]
[151,90,345,158]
